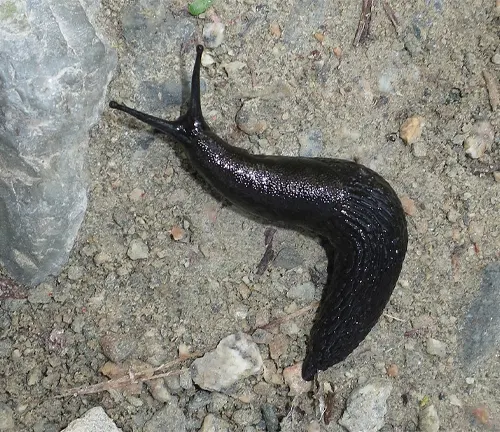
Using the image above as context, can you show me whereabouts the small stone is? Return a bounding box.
[283,362,312,396]
[493,172,500,182]
[464,121,494,159]
[298,129,323,157]
[491,53,500,65]
[127,239,149,260]
[418,404,440,432]
[269,22,281,38]
[386,364,399,377]
[191,332,263,392]
[129,188,145,201]
[400,196,417,216]
[465,377,475,385]
[143,403,186,432]
[252,328,273,344]
[169,225,187,242]
[269,334,289,360]
[232,408,261,426]
[223,61,247,78]
[100,333,137,363]
[400,116,424,145]
[200,414,231,432]
[201,52,216,67]
[236,99,267,135]
[412,141,427,157]
[287,281,316,301]
[27,367,43,386]
[67,265,83,281]
[0,340,12,358]
[0,403,14,431]
[188,391,212,412]
[274,247,303,270]
[449,394,462,407]
[426,338,447,358]
[261,403,279,432]
[27,282,54,304]
[94,251,111,266]
[203,23,225,48]
[61,407,120,432]
[339,378,393,432]
[147,379,171,403]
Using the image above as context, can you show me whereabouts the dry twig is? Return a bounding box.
[483,70,499,111]
[353,0,374,46]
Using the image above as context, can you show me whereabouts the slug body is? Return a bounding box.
[110,45,408,381]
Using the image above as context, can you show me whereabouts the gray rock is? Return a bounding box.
[287,281,316,301]
[461,262,500,369]
[339,378,393,432]
[100,333,137,363]
[0,403,14,431]
[0,0,116,286]
[0,339,13,358]
[426,338,447,358]
[127,239,149,260]
[61,407,121,432]
[191,332,263,392]
[261,404,279,432]
[232,408,261,426]
[274,247,303,270]
[27,282,54,304]
[143,403,186,432]
[298,129,323,157]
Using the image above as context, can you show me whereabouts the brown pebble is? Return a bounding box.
[386,363,399,377]
[268,334,289,360]
[314,32,325,43]
[169,225,186,241]
[400,196,417,216]
[400,116,424,145]
[269,22,281,38]
[283,362,312,395]
[333,46,342,58]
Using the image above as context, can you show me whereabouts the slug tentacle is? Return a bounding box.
[109,45,408,381]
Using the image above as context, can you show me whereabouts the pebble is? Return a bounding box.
[412,141,427,157]
[283,363,312,396]
[252,328,273,344]
[461,262,500,369]
[274,247,304,270]
[127,239,149,260]
[143,402,187,432]
[338,378,393,432]
[494,171,500,182]
[400,196,417,216]
[67,265,83,281]
[491,52,500,65]
[203,22,225,48]
[261,404,279,432]
[298,129,323,157]
[187,391,212,412]
[129,188,145,201]
[200,414,231,432]
[426,338,447,358]
[191,332,263,392]
[223,61,247,78]
[147,378,171,403]
[418,404,440,432]
[0,339,12,358]
[400,116,424,145]
[94,251,112,266]
[61,407,120,432]
[231,408,261,426]
[27,282,54,304]
[269,334,289,360]
[236,99,267,135]
[463,120,494,158]
[287,281,316,301]
[0,403,14,431]
[201,52,216,67]
[449,394,462,407]
[100,333,137,363]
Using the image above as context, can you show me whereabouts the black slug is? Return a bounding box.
[109,45,408,381]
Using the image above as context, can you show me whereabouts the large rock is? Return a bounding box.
[0,0,116,285]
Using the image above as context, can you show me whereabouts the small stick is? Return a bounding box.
[353,0,374,47]
[382,1,399,32]
[259,301,320,330]
[483,70,499,111]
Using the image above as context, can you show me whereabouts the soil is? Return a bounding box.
[1,0,499,431]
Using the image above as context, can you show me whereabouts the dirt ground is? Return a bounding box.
[1,0,499,431]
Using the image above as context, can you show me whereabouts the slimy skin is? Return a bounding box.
[109,45,408,381]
